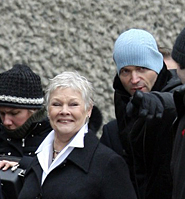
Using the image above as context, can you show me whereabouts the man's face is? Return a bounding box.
[119,66,158,96]
[176,64,185,84]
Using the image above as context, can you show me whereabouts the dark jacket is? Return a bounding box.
[0,108,52,169]
[100,66,181,199]
[0,105,102,169]
[18,130,137,199]
[171,87,185,199]
[0,180,3,199]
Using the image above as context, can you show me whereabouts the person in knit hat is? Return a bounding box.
[0,64,52,171]
[170,27,185,199]
[100,28,181,199]
[158,46,178,70]
[0,64,53,198]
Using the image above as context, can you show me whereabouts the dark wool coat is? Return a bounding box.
[171,88,185,199]
[0,106,102,169]
[18,131,137,199]
[0,109,52,169]
[100,66,182,199]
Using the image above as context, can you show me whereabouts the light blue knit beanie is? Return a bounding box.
[113,29,163,74]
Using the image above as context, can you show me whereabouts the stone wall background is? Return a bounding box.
[0,0,184,136]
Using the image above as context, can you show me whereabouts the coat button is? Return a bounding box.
[7,138,11,141]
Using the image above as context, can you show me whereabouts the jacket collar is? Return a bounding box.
[29,130,99,180]
[152,62,172,91]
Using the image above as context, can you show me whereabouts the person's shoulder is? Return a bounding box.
[164,69,182,92]
[95,140,127,166]
[98,140,118,154]
[102,119,118,136]
[104,119,118,129]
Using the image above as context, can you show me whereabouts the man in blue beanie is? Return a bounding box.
[170,27,185,199]
[100,29,181,199]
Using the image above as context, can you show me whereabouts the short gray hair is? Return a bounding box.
[45,71,94,111]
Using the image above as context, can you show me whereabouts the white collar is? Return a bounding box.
[36,123,88,154]
[36,123,88,184]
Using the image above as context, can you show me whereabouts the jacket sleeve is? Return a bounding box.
[151,91,177,115]
[19,156,34,169]
[100,120,124,157]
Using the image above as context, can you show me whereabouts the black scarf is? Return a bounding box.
[3,108,47,139]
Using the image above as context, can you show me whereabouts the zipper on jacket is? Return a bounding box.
[22,138,25,147]
[21,123,39,148]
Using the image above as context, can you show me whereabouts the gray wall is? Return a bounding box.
[0,0,184,135]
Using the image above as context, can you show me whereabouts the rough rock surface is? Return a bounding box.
[0,0,184,136]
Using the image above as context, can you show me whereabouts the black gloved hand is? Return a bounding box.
[126,90,164,120]
[174,84,185,107]
[178,84,185,95]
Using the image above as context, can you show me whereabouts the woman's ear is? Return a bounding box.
[47,113,50,119]
[87,106,93,118]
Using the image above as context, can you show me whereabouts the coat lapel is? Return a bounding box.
[27,157,43,185]
[67,131,99,173]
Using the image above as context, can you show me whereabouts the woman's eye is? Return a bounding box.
[70,103,78,106]
[0,112,5,117]
[11,112,18,116]
[52,102,60,106]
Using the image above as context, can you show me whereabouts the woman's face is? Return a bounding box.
[0,107,34,130]
[48,87,92,142]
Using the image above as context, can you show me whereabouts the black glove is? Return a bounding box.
[178,84,185,95]
[126,90,164,120]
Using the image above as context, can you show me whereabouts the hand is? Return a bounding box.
[126,90,164,120]
[178,84,185,95]
[0,160,18,171]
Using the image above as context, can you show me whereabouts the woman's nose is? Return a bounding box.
[59,105,69,115]
[3,115,12,125]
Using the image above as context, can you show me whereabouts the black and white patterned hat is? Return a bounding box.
[0,64,44,108]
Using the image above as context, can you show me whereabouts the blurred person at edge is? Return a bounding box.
[158,46,178,70]
[0,65,103,171]
[100,29,182,199]
[0,181,2,199]
[170,27,185,199]
[18,71,137,199]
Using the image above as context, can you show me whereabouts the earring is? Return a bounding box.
[86,116,90,123]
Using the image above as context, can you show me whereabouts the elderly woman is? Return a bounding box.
[18,71,137,199]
